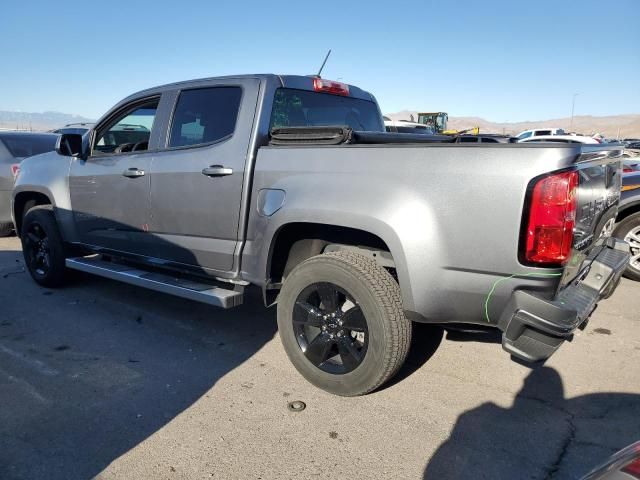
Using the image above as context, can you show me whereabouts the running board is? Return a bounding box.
[65,256,243,308]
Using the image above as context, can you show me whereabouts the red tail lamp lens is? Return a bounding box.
[524,171,578,264]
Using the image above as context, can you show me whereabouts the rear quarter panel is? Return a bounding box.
[244,143,599,324]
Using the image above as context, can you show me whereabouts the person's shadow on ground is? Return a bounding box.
[0,251,279,480]
[424,366,640,479]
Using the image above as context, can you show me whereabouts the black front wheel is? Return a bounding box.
[21,206,68,287]
[277,251,412,396]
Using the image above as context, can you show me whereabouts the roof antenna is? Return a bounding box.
[316,49,332,78]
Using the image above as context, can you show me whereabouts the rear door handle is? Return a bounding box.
[122,168,145,178]
[202,165,233,177]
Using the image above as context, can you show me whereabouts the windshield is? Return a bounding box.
[270,88,384,132]
[0,134,58,158]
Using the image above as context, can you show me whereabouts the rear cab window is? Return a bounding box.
[270,88,384,132]
[169,87,242,148]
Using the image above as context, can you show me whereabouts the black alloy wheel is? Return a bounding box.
[277,251,413,396]
[293,282,368,374]
[20,206,67,287]
[23,221,51,277]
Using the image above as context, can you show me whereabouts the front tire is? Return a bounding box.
[21,206,68,288]
[277,251,412,396]
[614,212,640,281]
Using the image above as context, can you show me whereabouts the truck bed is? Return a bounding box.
[248,139,624,327]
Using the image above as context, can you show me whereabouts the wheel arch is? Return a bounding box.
[264,221,408,306]
[13,190,53,236]
[617,200,640,224]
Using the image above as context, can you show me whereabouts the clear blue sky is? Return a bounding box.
[1,0,638,121]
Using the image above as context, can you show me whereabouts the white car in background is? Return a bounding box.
[516,128,566,140]
[383,117,435,134]
[518,134,599,144]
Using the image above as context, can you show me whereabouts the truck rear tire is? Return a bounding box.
[20,206,68,288]
[277,251,412,396]
[614,212,640,281]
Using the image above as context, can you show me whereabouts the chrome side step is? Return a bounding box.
[65,256,243,308]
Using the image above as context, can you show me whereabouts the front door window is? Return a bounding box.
[94,100,159,155]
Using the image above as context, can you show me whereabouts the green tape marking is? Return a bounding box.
[484,272,563,323]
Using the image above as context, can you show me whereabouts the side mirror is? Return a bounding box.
[56,133,87,159]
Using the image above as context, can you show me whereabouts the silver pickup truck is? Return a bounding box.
[12,74,630,396]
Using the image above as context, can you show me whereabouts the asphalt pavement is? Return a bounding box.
[0,236,638,480]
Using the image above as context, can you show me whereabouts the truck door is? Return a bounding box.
[69,96,164,255]
[146,78,260,273]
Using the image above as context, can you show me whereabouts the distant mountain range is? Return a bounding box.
[2,109,639,139]
[0,111,95,132]
[385,112,640,139]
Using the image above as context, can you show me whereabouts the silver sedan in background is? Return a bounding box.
[0,131,59,236]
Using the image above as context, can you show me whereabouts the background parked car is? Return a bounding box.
[515,127,565,140]
[518,134,599,144]
[454,134,518,143]
[51,122,95,136]
[623,153,640,173]
[582,440,640,479]
[0,131,59,236]
[383,118,435,134]
[622,138,640,147]
[614,168,640,281]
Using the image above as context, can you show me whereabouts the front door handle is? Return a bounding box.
[122,167,145,178]
[202,165,233,177]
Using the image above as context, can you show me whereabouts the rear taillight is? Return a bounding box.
[313,78,350,96]
[11,164,20,178]
[524,170,578,265]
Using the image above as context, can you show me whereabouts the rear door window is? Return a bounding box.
[169,87,242,148]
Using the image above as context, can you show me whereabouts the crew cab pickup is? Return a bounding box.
[12,75,630,396]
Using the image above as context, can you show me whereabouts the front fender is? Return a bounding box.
[12,152,76,241]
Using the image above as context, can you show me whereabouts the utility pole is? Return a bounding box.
[569,93,579,132]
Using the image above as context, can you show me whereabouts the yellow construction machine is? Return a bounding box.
[416,112,479,135]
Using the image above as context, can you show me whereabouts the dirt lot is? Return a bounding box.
[0,236,638,480]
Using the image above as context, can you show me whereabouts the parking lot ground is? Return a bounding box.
[0,235,638,480]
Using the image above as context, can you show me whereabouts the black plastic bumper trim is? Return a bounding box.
[500,238,630,362]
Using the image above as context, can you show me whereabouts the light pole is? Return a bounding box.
[569,93,579,132]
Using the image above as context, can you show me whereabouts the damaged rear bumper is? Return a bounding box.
[499,238,630,363]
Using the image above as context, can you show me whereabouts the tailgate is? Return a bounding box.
[558,146,624,291]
